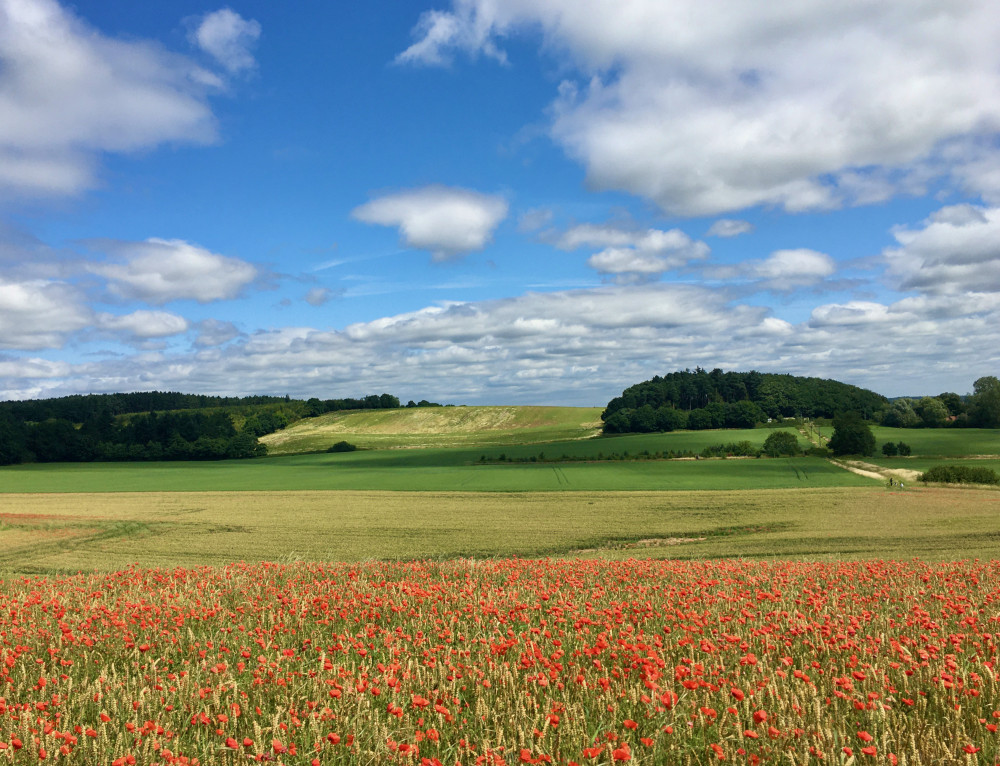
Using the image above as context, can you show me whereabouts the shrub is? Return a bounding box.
[762,430,800,457]
[920,465,999,485]
[896,441,912,456]
[882,442,898,457]
[328,441,357,453]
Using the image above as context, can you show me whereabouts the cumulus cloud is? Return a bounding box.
[3,278,1000,402]
[97,310,189,339]
[707,219,754,238]
[884,204,1000,295]
[88,238,258,304]
[189,8,261,73]
[557,223,709,282]
[0,276,91,349]
[400,0,1000,215]
[0,0,219,197]
[352,186,509,262]
[752,249,836,289]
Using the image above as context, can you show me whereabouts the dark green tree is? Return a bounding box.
[762,430,800,457]
[970,376,1000,428]
[828,412,876,456]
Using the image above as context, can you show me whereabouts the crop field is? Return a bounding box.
[870,427,1000,457]
[2,484,1000,572]
[0,452,869,493]
[2,558,999,765]
[261,406,605,454]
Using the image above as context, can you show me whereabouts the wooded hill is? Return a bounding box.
[602,368,888,434]
[0,391,413,465]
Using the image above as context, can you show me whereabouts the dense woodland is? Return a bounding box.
[0,391,414,465]
[602,369,1000,434]
[602,369,888,433]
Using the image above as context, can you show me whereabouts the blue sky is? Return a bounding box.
[2,0,1000,405]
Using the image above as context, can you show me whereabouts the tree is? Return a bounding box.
[882,442,899,457]
[762,430,800,457]
[937,392,965,416]
[970,376,1000,428]
[828,412,876,457]
[882,399,920,428]
[914,397,948,428]
[0,413,27,465]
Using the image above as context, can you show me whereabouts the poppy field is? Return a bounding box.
[2,557,999,765]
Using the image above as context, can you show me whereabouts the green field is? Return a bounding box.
[261,405,605,453]
[0,451,869,492]
[870,426,1000,456]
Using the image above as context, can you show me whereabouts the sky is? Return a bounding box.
[2,0,1000,406]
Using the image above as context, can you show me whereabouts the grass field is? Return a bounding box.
[0,450,869,492]
[870,426,1000,456]
[1,485,998,573]
[261,405,605,453]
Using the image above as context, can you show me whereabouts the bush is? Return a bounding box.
[920,465,999,485]
[328,441,357,453]
[762,430,800,457]
[881,442,898,457]
[896,441,912,456]
[700,441,760,458]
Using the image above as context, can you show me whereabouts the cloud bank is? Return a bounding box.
[401,0,1000,216]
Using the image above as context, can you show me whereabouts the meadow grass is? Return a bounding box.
[1,484,998,573]
[0,450,869,492]
[261,405,605,453]
[870,426,1000,456]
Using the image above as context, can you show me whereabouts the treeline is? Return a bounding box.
[0,391,291,423]
[603,368,887,434]
[0,390,413,465]
[881,377,1000,428]
[0,409,267,464]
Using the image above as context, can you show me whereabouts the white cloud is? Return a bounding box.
[352,186,509,262]
[884,204,1000,294]
[0,0,218,197]
[400,0,1000,215]
[0,276,90,349]
[707,219,753,238]
[189,8,261,73]
[752,249,836,289]
[97,310,189,339]
[88,238,258,304]
[558,223,709,281]
[397,5,506,67]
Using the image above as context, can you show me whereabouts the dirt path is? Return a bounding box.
[835,458,922,483]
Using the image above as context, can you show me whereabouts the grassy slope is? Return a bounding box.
[260,405,605,454]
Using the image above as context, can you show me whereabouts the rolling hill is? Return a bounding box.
[260,405,604,454]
